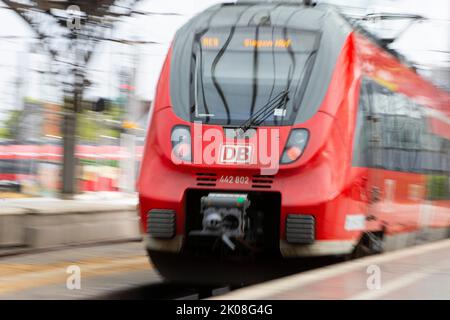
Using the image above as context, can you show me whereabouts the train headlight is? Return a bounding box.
[171,125,192,162]
[280,129,309,164]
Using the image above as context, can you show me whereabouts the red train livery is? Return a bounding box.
[137,1,450,284]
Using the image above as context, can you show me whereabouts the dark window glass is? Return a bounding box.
[354,78,449,199]
[192,27,319,126]
[352,78,373,167]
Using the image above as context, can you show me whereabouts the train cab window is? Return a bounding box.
[190,27,319,126]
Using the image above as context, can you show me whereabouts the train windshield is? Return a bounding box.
[192,27,319,126]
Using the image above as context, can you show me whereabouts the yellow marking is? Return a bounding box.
[0,256,153,295]
[0,257,136,277]
[122,120,139,129]
[373,77,399,92]
[0,192,33,199]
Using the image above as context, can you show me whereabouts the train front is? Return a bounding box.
[138,3,356,283]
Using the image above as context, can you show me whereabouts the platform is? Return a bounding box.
[215,239,450,300]
[0,193,140,253]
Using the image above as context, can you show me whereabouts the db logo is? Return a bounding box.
[220,145,253,164]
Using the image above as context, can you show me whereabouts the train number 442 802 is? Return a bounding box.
[219,175,250,185]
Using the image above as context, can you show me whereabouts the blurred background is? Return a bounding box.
[0,0,448,199]
[0,0,448,301]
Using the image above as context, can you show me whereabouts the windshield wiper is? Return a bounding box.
[239,89,289,133]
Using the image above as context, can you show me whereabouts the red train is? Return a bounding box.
[0,144,143,193]
[138,1,450,284]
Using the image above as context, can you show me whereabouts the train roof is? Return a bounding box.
[183,1,350,36]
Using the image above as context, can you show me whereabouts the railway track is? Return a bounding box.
[0,241,342,299]
[98,283,237,300]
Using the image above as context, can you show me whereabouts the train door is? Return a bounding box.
[351,78,385,255]
[365,80,429,250]
[362,80,383,213]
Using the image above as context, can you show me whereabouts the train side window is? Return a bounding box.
[369,81,425,173]
[352,78,373,167]
[424,128,450,200]
[355,78,449,199]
